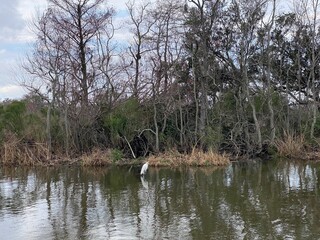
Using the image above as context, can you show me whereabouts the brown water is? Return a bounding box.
[0,160,319,239]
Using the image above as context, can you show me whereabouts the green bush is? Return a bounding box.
[104,97,150,146]
[0,101,26,135]
[111,148,124,163]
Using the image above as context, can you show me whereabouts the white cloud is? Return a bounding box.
[0,0,152,100]
[0,85,26,100]
[0,0,25,42]
[18,0,47,20]
[0,0,47,43]
[0,0,45,100]
[110,0,131,11]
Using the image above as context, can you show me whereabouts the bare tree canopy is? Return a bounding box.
[5,0,320,159]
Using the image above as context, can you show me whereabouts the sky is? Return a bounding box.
[0,0,132,101]
[0,0,292,101]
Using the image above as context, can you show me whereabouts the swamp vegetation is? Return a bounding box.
[2,0,320,165]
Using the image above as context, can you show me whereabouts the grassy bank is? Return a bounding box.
[80,148,230,167]
[146,149,230,167]
[4,131,320,166]
[0,137,230,167]
[274,132,320,161]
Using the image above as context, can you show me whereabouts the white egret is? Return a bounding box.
[140,162,149,175]
[140,176,149,189]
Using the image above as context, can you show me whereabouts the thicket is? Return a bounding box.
[2,0,320,164]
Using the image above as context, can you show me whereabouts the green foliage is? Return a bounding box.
[111,149,124,163]
[0,100,50,148]
[104,98,149,145]
[312,114,320,138]
[252,91,285,115]
[0,101,26,137]
[203,125,223,150]
[24,111,47,141]
[107,113,127,136]
[219,91,237,113]
[6,0,320,162]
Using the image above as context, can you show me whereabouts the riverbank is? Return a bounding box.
[0,145,230,167]
[71,148,230,167]
[2,144,320,167]
[2,133,320,166]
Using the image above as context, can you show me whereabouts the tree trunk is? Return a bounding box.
[244,61,262,152]
[153,100,160,152]
[46,103,52,160]
[266,0,276,143]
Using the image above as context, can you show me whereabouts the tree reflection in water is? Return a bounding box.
[0,161,319,239]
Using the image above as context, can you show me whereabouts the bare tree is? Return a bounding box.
[22,0,115,154]
[146,0,185,152]
[126,0,156,99]
[263,0,276,144]
[185,0,222,147]
[22,9,70,158]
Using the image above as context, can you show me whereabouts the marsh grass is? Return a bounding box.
[0,132,48,166]
[274,132,305,158]
[0,133,230,167]
[187,149,230,166]
[81,148,113,166]
[147,149,230,167]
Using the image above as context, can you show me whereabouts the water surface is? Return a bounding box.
[0,160,319,239]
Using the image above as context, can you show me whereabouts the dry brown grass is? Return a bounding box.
[0,132,49,166]
[0,133,229,167]
[81,148,113,166]
[187,149,230,166]
[147,149,184,167]
[274,132,305,158]
[147,149,230,167]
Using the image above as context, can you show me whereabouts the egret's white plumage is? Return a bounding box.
[140,162,149,175]
[140,176,149,189]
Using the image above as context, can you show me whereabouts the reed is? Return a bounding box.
[0,132,48,166]
[147,149,184,167]
[187,149,230,166]
[0,132,230,167]
[147,149,230,167]
[274,132,305,158]
[81,148,113,166]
